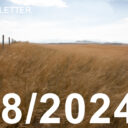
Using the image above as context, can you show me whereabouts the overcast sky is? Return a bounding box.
[0,0,128,43]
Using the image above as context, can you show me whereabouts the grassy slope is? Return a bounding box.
[0,43,128,128]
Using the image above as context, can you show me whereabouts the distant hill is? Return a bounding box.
[76,40,126,45]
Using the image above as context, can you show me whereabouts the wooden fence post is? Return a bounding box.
[2,35,4,48]
[8,37,10,45]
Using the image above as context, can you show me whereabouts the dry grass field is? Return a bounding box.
[0,43,128,128]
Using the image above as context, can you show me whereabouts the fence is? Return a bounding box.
[1,34,16,48]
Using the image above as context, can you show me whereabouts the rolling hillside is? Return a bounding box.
[0,43,128,128]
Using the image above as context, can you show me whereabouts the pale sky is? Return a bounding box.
[0,0,128,43]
